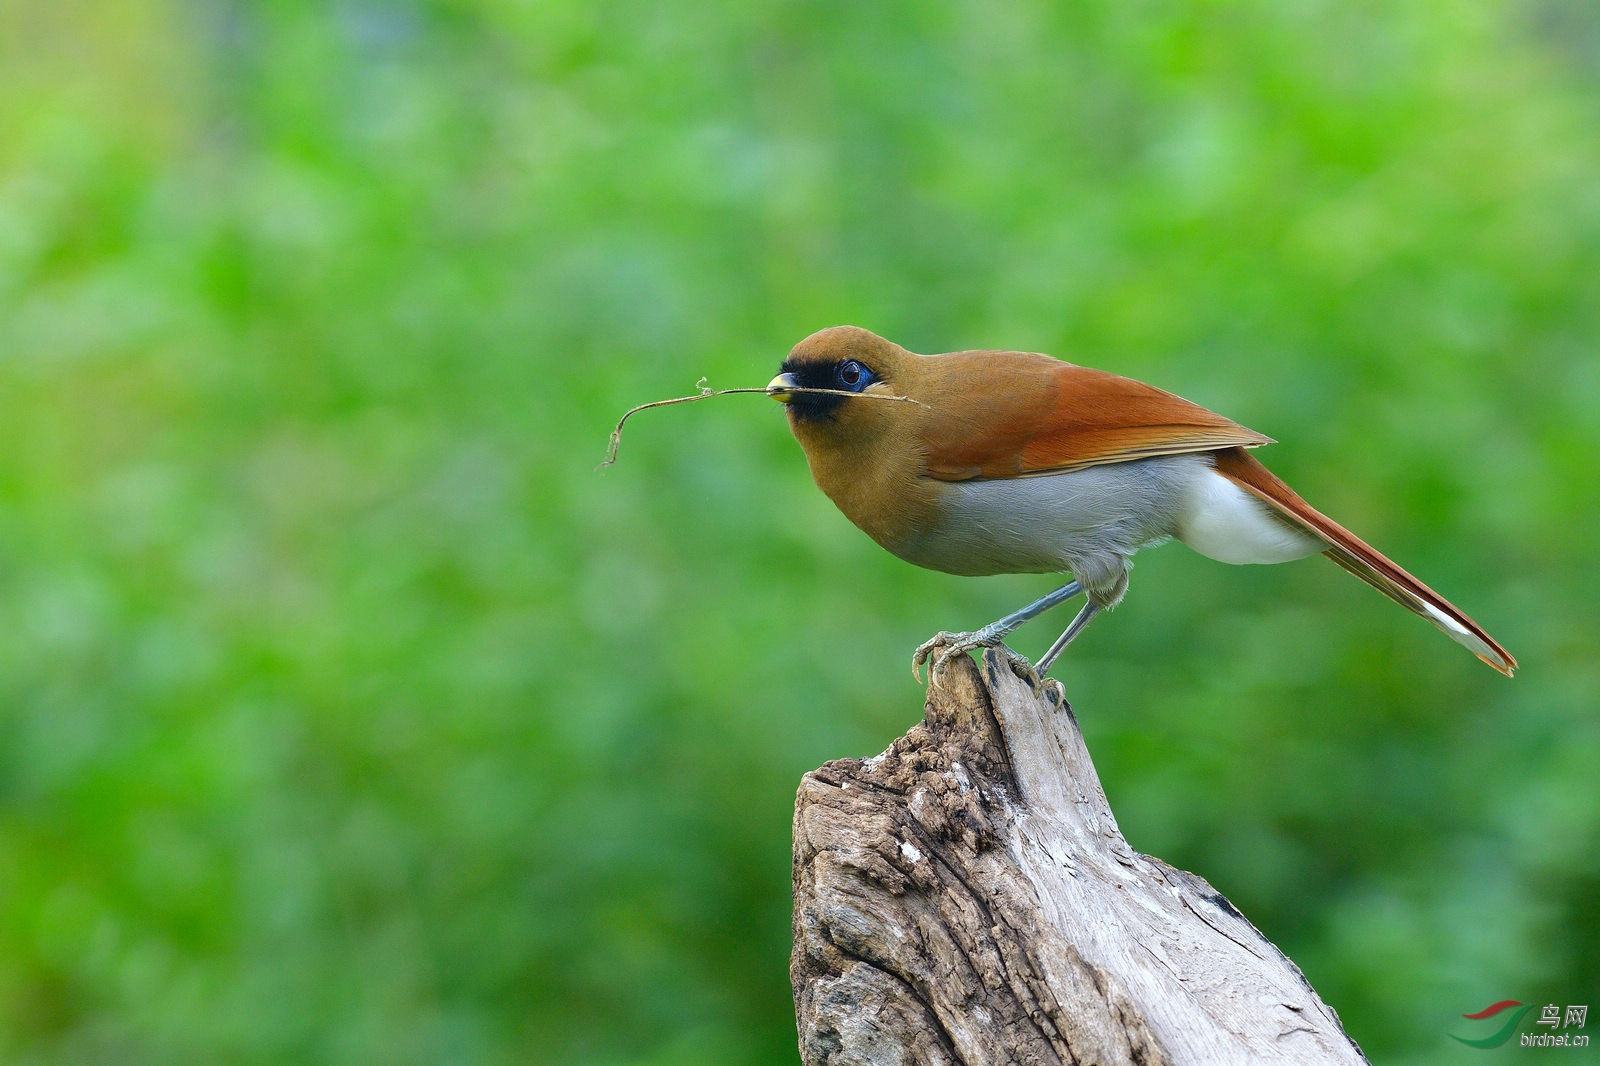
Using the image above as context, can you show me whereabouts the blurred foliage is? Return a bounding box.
[0,0,1597,1062]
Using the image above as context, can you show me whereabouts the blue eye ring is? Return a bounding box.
[835,360,875,392]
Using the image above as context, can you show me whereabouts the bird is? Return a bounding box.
[766,325,1516,682]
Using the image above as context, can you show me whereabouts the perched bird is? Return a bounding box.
[767,325,1516,680]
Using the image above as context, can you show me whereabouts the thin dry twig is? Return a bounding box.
[598,382,926,468]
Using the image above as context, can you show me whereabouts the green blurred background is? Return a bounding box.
[2,0,1597,1062]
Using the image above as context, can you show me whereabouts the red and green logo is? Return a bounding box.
[1450,1001,1537,1048]
[1451,1000,1591,1047]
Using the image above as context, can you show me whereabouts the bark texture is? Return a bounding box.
[791,650,1368,1066]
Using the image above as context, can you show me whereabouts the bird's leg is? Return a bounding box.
[912,580,1084,683]
[1034,600,1102,676]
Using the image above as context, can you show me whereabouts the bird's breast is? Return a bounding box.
[797,431,941,555]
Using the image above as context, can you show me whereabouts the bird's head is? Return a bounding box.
[767,325,932,548]
[768,326,916,437]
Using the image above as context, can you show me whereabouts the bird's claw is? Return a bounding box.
[986,645,1044,695]
[911,631,963,683]
[912,632,1038,690]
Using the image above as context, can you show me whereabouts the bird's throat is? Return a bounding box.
[794,422,936,557]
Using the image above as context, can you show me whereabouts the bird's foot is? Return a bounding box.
[911,631,978,683]
[913,632,1038,690]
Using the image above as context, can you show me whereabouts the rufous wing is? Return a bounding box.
[919,353,1274,480]
[1213,447,1516,676]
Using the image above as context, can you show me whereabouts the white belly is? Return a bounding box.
[1176,467,1324,564]
[895,455,1207,578]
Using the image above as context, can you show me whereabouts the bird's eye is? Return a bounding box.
[835,360,875,391]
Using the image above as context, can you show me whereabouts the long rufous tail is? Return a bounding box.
[1213,447,1516,676]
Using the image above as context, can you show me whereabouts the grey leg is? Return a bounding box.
[913,580,1084,682]
[971,579,1085,645]
[1035,600,1102,676]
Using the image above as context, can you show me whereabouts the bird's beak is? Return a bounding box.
[767,372,799,403]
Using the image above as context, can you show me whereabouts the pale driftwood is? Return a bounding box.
[791,650,1368,1066]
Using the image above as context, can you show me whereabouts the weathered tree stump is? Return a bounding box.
[791,650,1368,1065]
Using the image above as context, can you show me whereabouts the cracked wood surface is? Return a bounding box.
[791,651,1368,1065]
